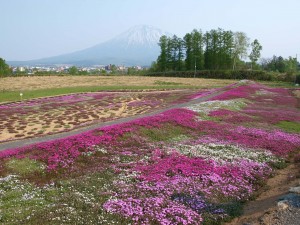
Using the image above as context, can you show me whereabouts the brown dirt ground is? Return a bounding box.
[293,90,300,98]
[226,163,300,225]
[0,76,234,91]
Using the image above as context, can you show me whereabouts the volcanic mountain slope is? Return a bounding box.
[10,25,172,66]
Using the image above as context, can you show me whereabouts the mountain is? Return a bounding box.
[9,25,172,66]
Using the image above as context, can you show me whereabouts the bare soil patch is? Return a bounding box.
[293,90,300,98]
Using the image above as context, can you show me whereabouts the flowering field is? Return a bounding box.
[0,81,299,224]
[0,90,199,143]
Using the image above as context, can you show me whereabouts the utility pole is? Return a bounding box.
[194,56,199,78]
[296,54,299,85]
[194,57,197,78]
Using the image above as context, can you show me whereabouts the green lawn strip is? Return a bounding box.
[260,81,298,88]
[139,124,189,142]
[154,80,184,85]
[0,85,199,103]
[5,158,46,176]
[276,121,300,133]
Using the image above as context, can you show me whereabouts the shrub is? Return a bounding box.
[144,70,296,82]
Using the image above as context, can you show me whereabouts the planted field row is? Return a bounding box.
[0,90,201,143]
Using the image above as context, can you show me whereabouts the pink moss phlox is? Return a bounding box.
[208,109,254,123]
[133,108,199,129]
[104,197,203,225]
[135,151,271,186]
[243,107,300,124]
[0,108,198,171]
[210,84,259,100]
[0,122,134,170]
[189,88,219,100]
[105,151,272,222]
[198,121,300,156]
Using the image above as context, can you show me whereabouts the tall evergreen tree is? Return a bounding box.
[220,30,234,69]
[204,28,235,70]
[155,28,260,74]
[192,29,204,70]
[184,33,193,70]
[157,35,168,71]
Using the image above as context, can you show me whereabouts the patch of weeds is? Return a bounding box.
[119,154,134,163]
[198,113,221,122]
[154,80,183,86]
[276,121,300,133]
[140,124,187,142]
[169,134,190,142]
[5,157,46,177]
[270,159,288,169]
[202,201,243,225]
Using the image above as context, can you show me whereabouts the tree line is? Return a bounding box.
[0,58,12,76]
[151,28,262,72]
[261,55,298,73]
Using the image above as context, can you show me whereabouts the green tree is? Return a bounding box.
[170,35,184,71]
[157,35,169,71]
[0,57,11,76]
[220,30,234,69]
[184,33,193,70]
[191,29,204,70]
[249,39,262,69]
[232,32,249,70]
[204,28,233,70]
[204,29,215,69]
[69,66,78,75]
[275,56,285,73]
[261,55,286,72]
[284,56,298,73]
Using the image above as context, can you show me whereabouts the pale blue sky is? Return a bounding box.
[1,0,299,61]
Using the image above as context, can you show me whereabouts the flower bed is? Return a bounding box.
[0,81,299,224]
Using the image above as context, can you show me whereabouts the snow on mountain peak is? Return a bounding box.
[112,25,171,48]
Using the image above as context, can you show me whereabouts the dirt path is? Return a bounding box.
[226,164,300,225]
[0,84,235,151]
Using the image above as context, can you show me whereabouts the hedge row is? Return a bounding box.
[144,70,298,82]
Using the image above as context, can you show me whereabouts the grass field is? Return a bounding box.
[0,76,235,102]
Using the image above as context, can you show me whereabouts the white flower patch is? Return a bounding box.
[82,145,108,156]
[93,146,108,154]
[170,143,281,164]
[186,99,247,115]
[73,191,96,207]
[255,89,276,96]
[113,170,140,186]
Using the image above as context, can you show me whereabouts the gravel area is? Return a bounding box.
[259,202,300,225]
